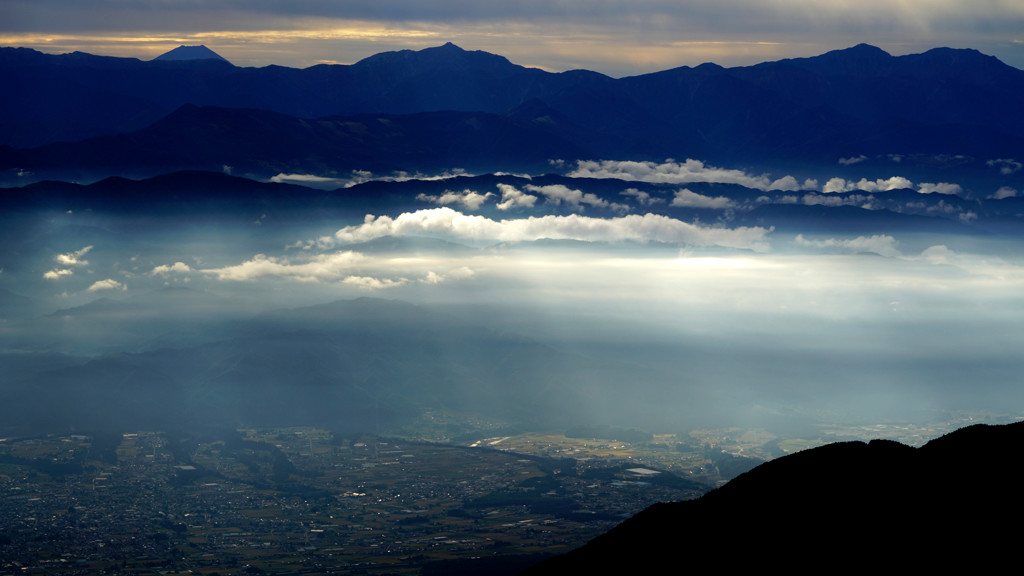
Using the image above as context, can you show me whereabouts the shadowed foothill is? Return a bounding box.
[523,421,1024,573]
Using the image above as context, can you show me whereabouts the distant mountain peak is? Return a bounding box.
[818,43,892,61]
[789,43,894,75]
[353,41,517,74]
[153,45,230,64]
[847,43,891,56]
[693,62,725,72]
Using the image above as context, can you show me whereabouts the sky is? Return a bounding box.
[2,0,1024,76]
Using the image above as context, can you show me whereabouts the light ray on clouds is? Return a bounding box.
[913,246,1024,292]
[331,207,772,251]
[157,218,1024,328]
[341,276,409,290]
[420,267,476,285]
[201,251,369,283]
[785,237,1024,291]
[199,248,481,290]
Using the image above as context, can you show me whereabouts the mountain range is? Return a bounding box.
[3,43,1023,185]
[2,168,1015,237]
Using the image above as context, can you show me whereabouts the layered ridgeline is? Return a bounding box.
[524,421,1024,573]
[2,43,1023,186]
[1,169,1018,236]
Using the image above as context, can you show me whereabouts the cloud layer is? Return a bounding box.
[331,207,772,250]
[569,159,808,191]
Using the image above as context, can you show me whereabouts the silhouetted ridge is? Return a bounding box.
[353,41,516,73]
[693,62,725,72]
[2,42,1023,169]
[524,421,1024,574]
[822,42,891,61]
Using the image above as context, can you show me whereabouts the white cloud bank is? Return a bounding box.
[43,268,74,280]
[199,250,483,290]
[794,234,902,258]
[272,169,470,189]
[918,182,962,195]
[568,159,806,191]
[987,159,1022,175]
[269,173,350,189]
[819,176,959,197]
[822,177,913,193]
[839,155,869,165]
[526,184,630,212]
[417,189,494,211]
[670,188,734,209]
[802,193,879,209]
[460,183,631,212]
[331,207,772,251]
[202,251,370,283]
[44,245,94,280]
[340,276,409,290]
[87,279,126,292]
[496,183,539,210]
[621,188,664,206]
[55,245,93,266]
[151,262,193,275]
[990,187,1018,199]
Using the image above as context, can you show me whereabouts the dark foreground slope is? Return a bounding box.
[524,421,1024,573]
